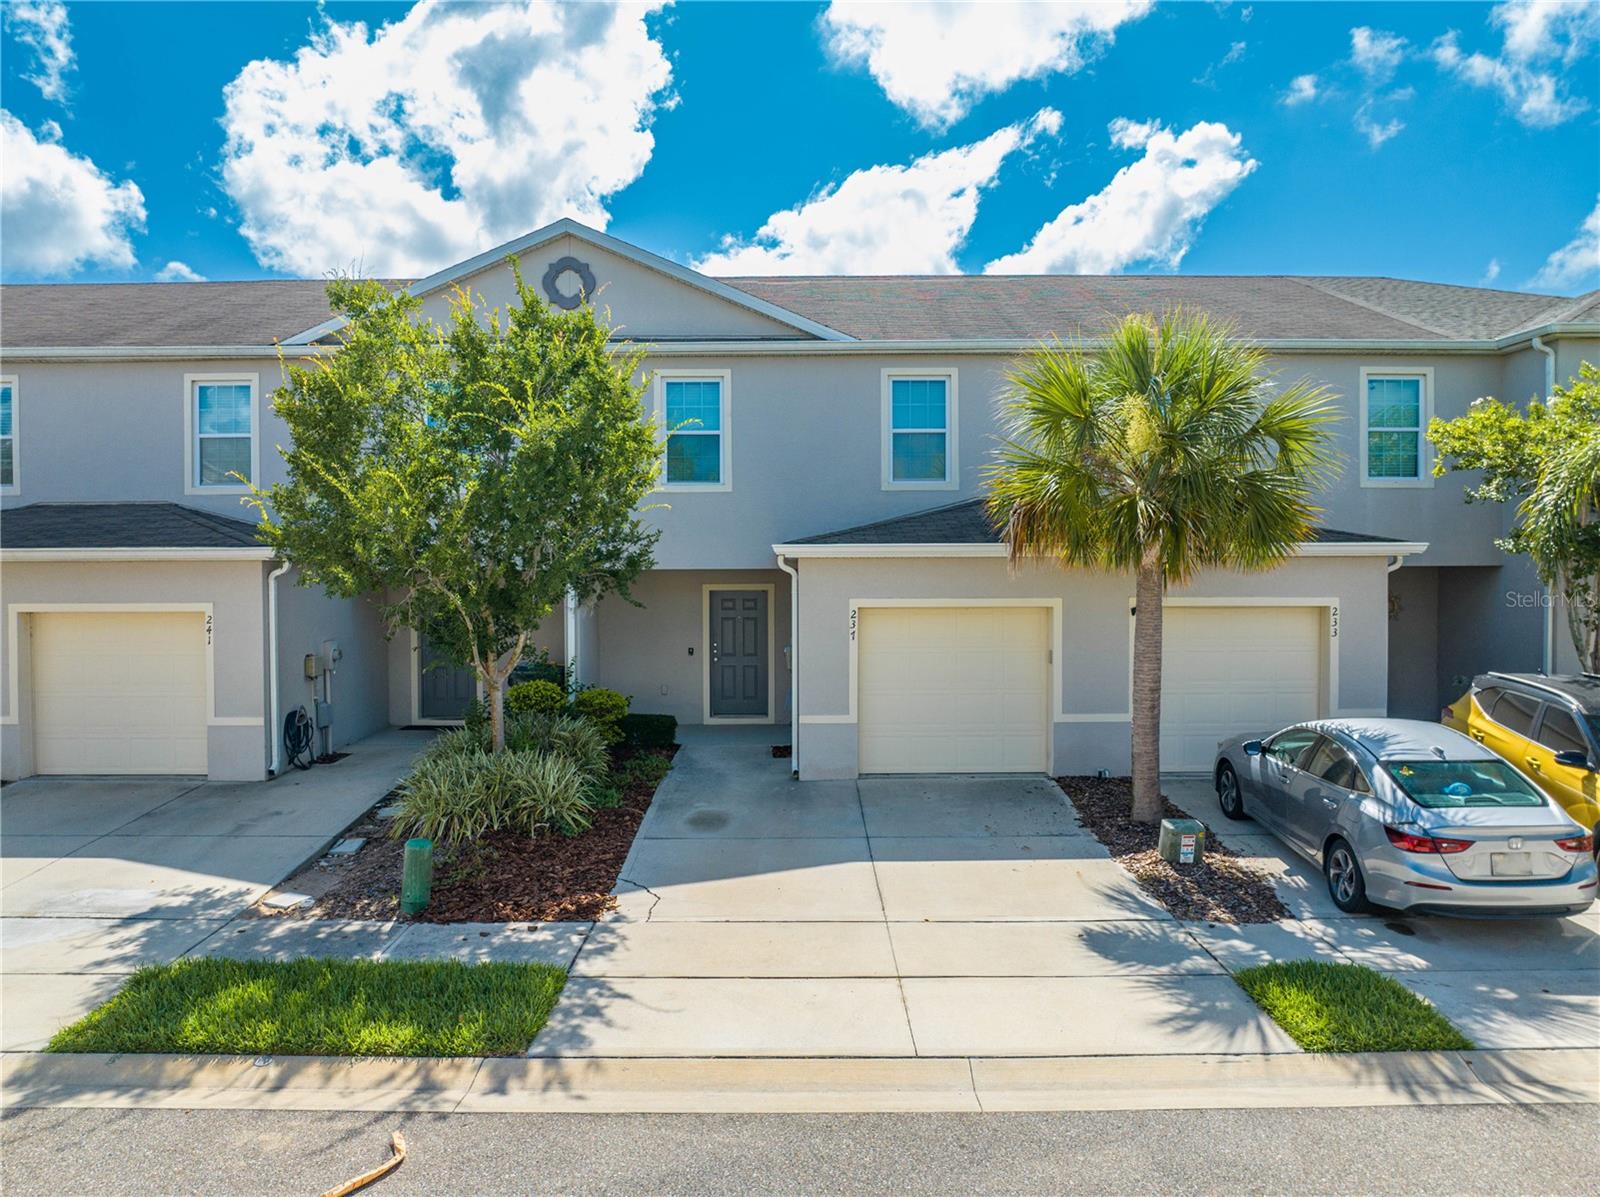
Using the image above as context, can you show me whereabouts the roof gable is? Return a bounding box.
[283,219,851,345]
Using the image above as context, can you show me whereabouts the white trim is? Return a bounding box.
[1,374,18,496]
[3,602,260,731]
[880,369,959,491]
[184,372,260,496]
[408,626,484,727]
[280,218,854,346]
[771,540,1428,559]
[0,547,274,562]
[1359,366,1434,488]
[702,583,777,725]
[653,369,733,493]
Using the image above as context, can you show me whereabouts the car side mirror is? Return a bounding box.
[1243,740,1264,757]
[1553,749,1593,770]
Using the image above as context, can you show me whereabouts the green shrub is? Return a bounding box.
[509,646,564,688]
[420,727,480,762]
[391,740,602,844]
[506,713,610,778]
[572,687,629,741]
[618,712,677,749]
[506,679,567,717]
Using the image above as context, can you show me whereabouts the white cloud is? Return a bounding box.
[1107,116,1161,149]
[1431,1,1597,127]
[695,109,1062,275]
[1530,197,1600,289]
[1350,26,1407,80]
[820,1,1152,130]
[155,260,206,282]
[1282,73,1320,105]
[985,118,1256,274]
[4,0,74,104]
[1194,39,1247,87]
[219,1,672,277]
[1480,258,1502,285]
[0,110,145,277]
[1354,102,1405,148]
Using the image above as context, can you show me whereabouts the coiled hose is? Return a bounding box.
[283,705,317,771]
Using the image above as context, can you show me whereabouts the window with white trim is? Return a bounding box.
[883,372,956,488]
[191,377,254,488]
[658,374,729,489]
[0,377,15,491]
[1362,371,1428,484]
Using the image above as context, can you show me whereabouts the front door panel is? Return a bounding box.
[709,590,768,718]
[419,634,477,721]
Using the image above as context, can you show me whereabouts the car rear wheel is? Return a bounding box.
[1324,837,1371,914]
[1216,763,1248,821]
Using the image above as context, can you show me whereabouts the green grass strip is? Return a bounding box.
[1234,960,1474,1053]
[48,957,567,1058]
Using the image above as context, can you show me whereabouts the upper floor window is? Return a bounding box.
[655,371,731,491]
[186,374,257,492]
[1360,368,1431,486]
[0,376,15,492]
[882,371,957,489]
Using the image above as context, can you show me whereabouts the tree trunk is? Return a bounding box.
[1129,554,1165,824]
[487,671,506,753]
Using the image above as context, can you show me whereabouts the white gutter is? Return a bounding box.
[776,554,799,779]
[771,540,1430,560]
[266,559,292,776]
[6,323,1595,363]
[1533,335,1559,674]
[0,547,276,562]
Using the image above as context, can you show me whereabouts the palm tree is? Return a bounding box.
[986,311,1340,823]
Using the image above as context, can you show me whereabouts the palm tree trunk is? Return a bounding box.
[1130,554,1165,823]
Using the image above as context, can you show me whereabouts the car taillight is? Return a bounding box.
[1384,826,1473,854]
[1554,834,1595,853]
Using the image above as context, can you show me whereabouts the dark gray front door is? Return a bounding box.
[709,589,768,718]
[419,634,477,721]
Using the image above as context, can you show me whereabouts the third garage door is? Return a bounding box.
[858,606,1050,774]
[1160,605,1324,772]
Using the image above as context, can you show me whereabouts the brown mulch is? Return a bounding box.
[264,746,676,924]
[1055,775,1289,924]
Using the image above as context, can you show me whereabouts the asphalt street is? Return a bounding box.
[1,1102,1592,1196]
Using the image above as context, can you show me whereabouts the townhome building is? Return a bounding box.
[1,220,1595,783]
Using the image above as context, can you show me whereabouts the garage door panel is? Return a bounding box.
[31,612,209,775]
[1161,606,1322,772]
[859,607,1049,775]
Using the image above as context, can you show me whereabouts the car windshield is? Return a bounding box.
[1380,760,1545,808]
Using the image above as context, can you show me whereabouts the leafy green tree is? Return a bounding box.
[986,312,1340,822]
[1428,362,1600,672]
[252,261,660,751]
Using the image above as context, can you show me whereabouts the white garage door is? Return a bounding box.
[1161,605,1324,772]
[858,606,1050,774]
[31,611,209,775]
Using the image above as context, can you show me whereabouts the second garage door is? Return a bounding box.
[858,606,1050,774]
[1161,605,1324,772]
[31,611,209,775]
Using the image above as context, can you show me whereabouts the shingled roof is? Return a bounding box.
[785,498,1405,548]
[1,274,1590,348]
[0,502,266,550]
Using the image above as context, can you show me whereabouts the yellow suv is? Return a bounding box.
[1443,673,1600,843]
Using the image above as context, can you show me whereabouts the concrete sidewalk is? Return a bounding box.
[0,729,430,1050]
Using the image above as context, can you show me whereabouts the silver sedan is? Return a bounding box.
[1212,718,1598,917]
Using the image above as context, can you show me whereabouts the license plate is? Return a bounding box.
[1491,852,1533,877]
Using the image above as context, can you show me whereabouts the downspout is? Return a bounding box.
[266,560,291,776]
[563,588,578,695]
[776,553,799,779]
[1532,335,1557,674]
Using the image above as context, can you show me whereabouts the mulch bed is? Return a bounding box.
[1056,775,1289,924]
[266,746,675,924]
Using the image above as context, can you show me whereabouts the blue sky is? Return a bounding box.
[2,1,1597,292]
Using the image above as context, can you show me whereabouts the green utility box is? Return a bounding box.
[1158,818,1207,866]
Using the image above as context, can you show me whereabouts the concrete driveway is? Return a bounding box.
[0,730,428,1050]
[535,728,1599,1059]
